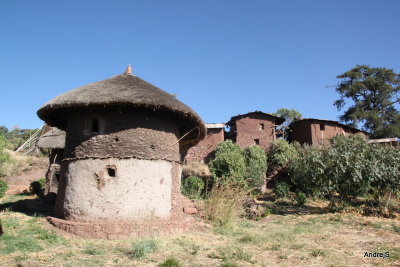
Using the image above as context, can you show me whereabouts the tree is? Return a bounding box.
[0,126,8,136]
[273,108,302,139]
[334,65,400,138]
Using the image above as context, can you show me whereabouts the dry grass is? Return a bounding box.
[198,186,244,229]
[1,149,41,177]
[0,195,399,266]
[182,162,211,178]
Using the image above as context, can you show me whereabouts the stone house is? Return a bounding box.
[225,111,285,151]
[184,123,225,163]
[36,66,205,238]
[289,118,368,145]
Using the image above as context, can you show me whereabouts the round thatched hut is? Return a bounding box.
[37,66,205,238]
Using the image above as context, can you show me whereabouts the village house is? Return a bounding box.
[36,126,65,202]
[184,123,225,163]
[36,65,205,238]
[288,118,368,145]
[225,111,285,151]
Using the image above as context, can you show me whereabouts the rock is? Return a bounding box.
[183,206,198,214]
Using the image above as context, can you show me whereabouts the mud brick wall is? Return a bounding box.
[232,113,276,151]
[185,128,224,163]
[291,120,368,145]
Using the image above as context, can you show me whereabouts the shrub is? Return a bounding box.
[221,263,238,267]
[0,136,13,177]
[209,141,246,186]
[273,182,290,199]
[326,135,371,200]
[0,180,8,198]
[181,176,205,199]
[289,135,400,214]
[129,239,158,259]
[201,186,244,228]
[288,145,330,198]
[268,140,298,169]
[366,144,400,212]
[30,178,45,195]
[263,207,271,217]
[159,257,181,267]
[295,191,307,205]
[243,145,267,189]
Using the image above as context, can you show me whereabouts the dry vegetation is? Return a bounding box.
[1,149,46,178]
[0,194,399,267]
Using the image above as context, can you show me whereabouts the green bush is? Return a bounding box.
[243,145,267,189]
[366,144,400,211]
[0,180,8,198]
[273,182,290,199]
[288,145,330,198]
[209,141,246,186]
[295,191,307,205]
[268,140,298,169]
[30,178,45,195]
[159,257,181,267]
[288,135,400,213]
[181,176,205,199]
[326,135,371,200]
[129,239,158,259]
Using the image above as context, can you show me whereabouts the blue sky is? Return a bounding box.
[1,0,399,130]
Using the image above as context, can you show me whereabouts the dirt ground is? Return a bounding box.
[0,152,47,195]
[0,194,399,267]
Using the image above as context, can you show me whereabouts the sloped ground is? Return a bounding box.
[0,151,47,195]
[0,194,399,267]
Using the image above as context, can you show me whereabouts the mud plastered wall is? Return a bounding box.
[55,109,182,222]
[56,158,173,222]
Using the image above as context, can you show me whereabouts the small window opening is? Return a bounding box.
[259,123,265,130]
[254,139,260,145]
[55,173,60,182]
[320,124,325,131]
[91,119,99,133]
[107,167,116,177]
[115,137,119,142]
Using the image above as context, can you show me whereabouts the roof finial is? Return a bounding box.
[124,64,132,75]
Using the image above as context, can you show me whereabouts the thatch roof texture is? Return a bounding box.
[37,72,205,144]
[37,127,66,149]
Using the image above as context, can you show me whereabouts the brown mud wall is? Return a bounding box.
[291,121,368,145]
[234,113,276,150]
[64,110,180,162]
[185,128,224,163]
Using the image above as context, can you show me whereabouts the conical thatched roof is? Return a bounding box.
[37,71,205,144]
[37,127,66,149]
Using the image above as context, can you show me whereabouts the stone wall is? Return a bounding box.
[47,214,200,239]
